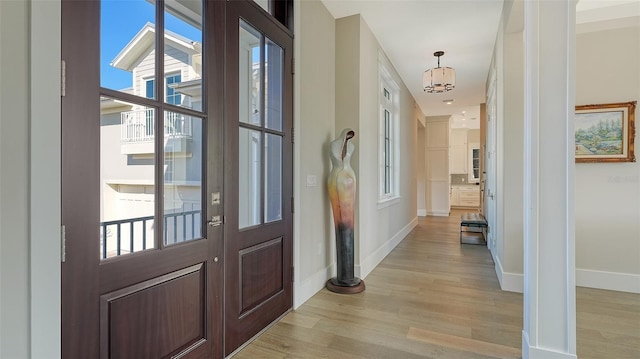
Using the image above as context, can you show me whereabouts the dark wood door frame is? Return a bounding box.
[61,1,101,356]
[62,0,225,357]
[62,1,293,357]
[223,0,294,355]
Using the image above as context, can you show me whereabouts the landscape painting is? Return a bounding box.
[575,101,636,163]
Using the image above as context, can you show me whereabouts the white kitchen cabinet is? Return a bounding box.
[450,185,480,207]
[450,187,459,206]
[450,145,467,174]
[449,129,468,174]
[450,129,467,146]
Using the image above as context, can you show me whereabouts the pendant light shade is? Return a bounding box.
[423,51,455,93]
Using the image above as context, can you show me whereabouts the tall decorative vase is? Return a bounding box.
[326,129,365,294]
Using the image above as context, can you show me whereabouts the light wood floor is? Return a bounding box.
[235,211,640,358]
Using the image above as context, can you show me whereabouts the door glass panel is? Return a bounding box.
[239,128,262,229]
[253,0,270,13]
[164,110,203,245]
[164,0,203,110]
[100,0,155,97]
[100,96,156,259]
[239,21,262,126]
[265,134,282,223]
[265,39,283,131]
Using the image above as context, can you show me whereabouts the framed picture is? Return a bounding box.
[575,101,636,163]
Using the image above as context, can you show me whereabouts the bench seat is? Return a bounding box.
[460,212,487,245]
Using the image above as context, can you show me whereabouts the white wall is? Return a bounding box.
[491,3,640,294]
[501,29,525,288]
[0,0,62,357]
[487,1,506,286]
[0,2,30,356]
[352,15,421,278]
[334,15,361,274]
[293,0,337,307]
[575,25,640,293]
[336,15,423,278]
[295,4,422,305]
[488,0,526,293]
[467,129,480,143]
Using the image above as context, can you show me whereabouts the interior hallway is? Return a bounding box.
[235,211,640,358]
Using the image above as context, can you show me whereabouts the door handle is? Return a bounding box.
[208,215,223,227]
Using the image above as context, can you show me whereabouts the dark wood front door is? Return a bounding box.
[62,1,292,358]
[62,0,224,357]
[223,1,294,355]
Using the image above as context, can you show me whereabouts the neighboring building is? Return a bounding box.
[99,23,203,258]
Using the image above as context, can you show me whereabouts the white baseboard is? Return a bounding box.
[492,260,638,294]
[417,209,427,217]
[522,332,577,359]
[356,217,418,279]
[293,263,335,309]
[576,268,640,294]
[494,254,524,293]
[427,210,449,217]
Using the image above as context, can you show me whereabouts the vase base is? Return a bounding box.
[326,278,365,294]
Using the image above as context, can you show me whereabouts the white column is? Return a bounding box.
[523,1,577,358]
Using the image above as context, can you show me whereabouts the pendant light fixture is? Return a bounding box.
[423,51,455,93]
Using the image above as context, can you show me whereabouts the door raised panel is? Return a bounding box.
[239,237,284,315]
[100,264,207,359]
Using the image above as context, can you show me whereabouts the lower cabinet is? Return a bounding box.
[451,185,480,207]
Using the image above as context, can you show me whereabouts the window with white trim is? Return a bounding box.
[378,62,399,202]
[165,73,182,105]
[144,73,182,105]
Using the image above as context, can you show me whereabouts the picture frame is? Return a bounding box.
[575,101,636,163]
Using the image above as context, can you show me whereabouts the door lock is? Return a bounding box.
[211,192,221,205]
[208,215,223,227]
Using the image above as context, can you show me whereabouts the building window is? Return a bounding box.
[144,74,182,105]
[379,61,399,202]
[145,79,155,99]
[166,73,182,105]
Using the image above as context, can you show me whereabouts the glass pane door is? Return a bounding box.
[238,20,284,229]
[99,0,206,258]
[224,4,293,353]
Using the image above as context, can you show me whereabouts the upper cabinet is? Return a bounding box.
[450,129,468,174]
[468,143,480,183]
[450,128,467,146]
[450,128,481,178]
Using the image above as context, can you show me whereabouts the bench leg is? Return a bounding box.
[460,225,487,245]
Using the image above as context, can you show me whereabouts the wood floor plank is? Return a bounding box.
[279,312,321,329]
[234,210,640,358]
[407,327,521,359]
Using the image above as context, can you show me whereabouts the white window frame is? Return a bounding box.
[378,58,400,205]
[143,72,183,105]
[165,72,182,105]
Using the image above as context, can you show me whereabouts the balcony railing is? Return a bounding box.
[121,109,193,143]
[100,210,202,259]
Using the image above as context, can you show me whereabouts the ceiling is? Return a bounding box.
[320,0,640,129]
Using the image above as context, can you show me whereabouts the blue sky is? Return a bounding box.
[101,0,202,90]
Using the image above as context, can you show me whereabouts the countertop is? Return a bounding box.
[451,183,480,187]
